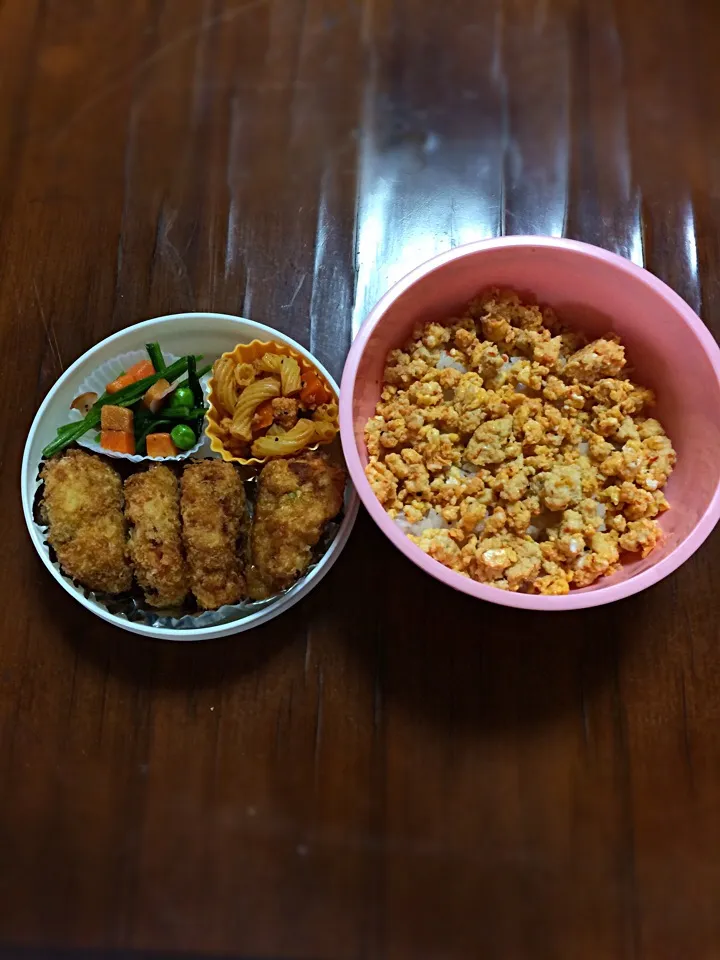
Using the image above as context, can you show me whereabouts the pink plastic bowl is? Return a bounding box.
[340,236,720,610]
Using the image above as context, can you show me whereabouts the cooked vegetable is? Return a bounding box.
[136,419,170,454]
[106,372,136,394]
[140,406,205,422]
[57,423,81,440]
[42,356,198,458]
[106,359,154,393]
[167,386,194,409]
[142,378,173,413]
[145,342,165,372]
[100,405,134,432]
[252,399,275,432]
[186,355,206,439]
[128,358,155,379]
[170,424,197,450]
[101,430,136,455]
[299,370,331,407]
[70,392,98,415]
[146,433,178,458]
[186,355,204,435]
[187,356,203,406]
[175,363,211,390]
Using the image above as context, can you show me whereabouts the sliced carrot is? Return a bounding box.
[146,433,178,458]
[252,399,275,432]
[142,377,172,413]
[126,358,155,379]
[101,430,136,455]
[101,405,134,432]
[106,372,136,394]
[300,370,331,407]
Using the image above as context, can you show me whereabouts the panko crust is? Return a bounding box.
[41,449,132,594]
[124,466,189,608]
[249,452,346,598]
[180,460,247,609]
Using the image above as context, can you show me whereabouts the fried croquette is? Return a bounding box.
[40,449,132,594]
[180,460,247,609]
[249,452,346,598]
[124,466,189,608]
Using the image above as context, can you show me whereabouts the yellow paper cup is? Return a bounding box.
[206,339,338,465]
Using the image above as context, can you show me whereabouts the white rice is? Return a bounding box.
[395,508,448,536]
[437,351,467,373]
[500,355,523,374]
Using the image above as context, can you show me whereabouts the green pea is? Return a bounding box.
[168,386,194,409]
[171,424,197,450]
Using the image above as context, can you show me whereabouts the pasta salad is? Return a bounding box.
[207,340,339,462]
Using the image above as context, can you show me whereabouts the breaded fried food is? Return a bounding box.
[40,449,132,594]
[249,452,346,598]
[180,460,247,609]
[124,466,189,608]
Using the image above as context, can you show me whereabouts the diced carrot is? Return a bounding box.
[146,433,178,458]
[126,358,155,379]
[252,399,275,432]
[300,371,331,407]
[142,377,172,413]
[101,405,134,432]
[106,372,137,394]
[105,359,155,393]
[101,430,136,455]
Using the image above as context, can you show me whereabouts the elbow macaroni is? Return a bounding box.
[251,419,316,457]
[213,357,239,415]
[280,357,302,395]
[311,420,337,443]
[256,353,283,374]
[210,342,339,460]
[230,378,281,440]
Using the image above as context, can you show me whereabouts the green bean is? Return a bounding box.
[136,419,172,455]
[147,406,205,421]
[175,363,211,389]
[41,355,201,458]
[146,342,166,372]
[186,356,204,409]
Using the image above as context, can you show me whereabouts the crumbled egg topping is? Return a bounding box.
[364,290,675,595]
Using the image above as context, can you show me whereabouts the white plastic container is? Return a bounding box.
[21,312,358,640]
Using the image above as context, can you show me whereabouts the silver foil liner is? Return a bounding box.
[34,459,346,631]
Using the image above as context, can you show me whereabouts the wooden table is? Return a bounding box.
[2,1,720,957]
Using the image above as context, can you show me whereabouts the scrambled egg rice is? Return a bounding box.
[364,290,676,595]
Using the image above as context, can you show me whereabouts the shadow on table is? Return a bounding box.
[42,582,295,692]
[44,510,641,724]
[339,513,641,733]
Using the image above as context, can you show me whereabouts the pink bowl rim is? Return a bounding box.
[339,235,720,611]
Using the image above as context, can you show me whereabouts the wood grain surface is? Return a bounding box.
[2,0,720,957]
